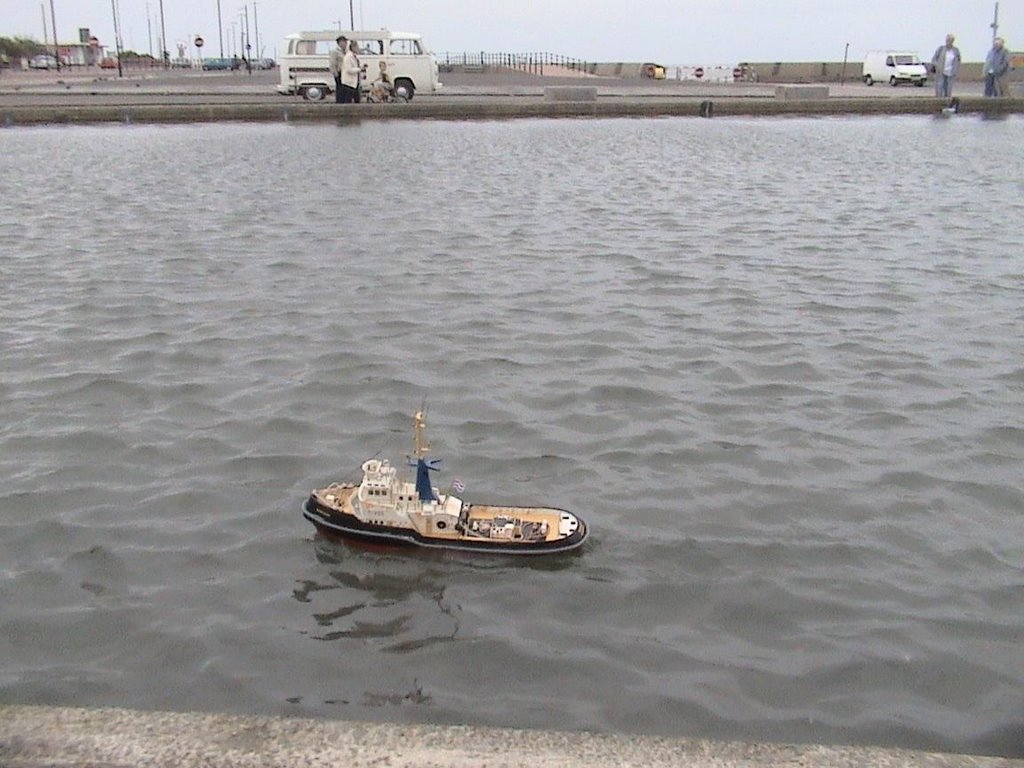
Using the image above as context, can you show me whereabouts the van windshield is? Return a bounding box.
[894,55,920,65]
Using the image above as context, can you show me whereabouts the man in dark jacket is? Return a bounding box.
[983,38,1011,97]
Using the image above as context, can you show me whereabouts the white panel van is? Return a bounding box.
[862,51,927,87]
[277,29,442,101]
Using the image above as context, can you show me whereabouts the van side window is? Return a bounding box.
[885,56,894,66]
[390,39,422,55]
[314,40,334,55]
[357,39,383,55]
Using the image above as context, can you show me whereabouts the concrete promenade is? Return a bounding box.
[2,705,1022,768]
[1,67,1022,124]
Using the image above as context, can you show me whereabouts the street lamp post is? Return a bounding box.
[349,0,354,30]
[48,0,60,71]
[158,0,168,68]
[110,0,123,77]
[242,5,251,73]
[252,2,260,61]
[217,0,224,57]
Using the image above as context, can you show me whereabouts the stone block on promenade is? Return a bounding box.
[775,85,829,100]
[544,86,598,102]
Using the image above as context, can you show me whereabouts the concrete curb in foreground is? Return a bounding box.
[2,96,1023,125]
[1,705,1021,768]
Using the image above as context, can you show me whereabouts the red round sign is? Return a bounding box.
[694,67,705,79]
[194,36,204,48]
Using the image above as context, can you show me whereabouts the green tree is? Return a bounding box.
[0,36,46,62]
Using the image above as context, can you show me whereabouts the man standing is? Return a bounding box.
[329,35,347,103]
[983,37,1011,97]
[930,34,961,98]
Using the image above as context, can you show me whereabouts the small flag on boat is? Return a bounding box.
[452,478,465,493]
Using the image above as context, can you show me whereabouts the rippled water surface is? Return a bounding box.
[1,116,1022,757]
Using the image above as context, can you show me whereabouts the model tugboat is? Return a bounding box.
[302,412,588,555]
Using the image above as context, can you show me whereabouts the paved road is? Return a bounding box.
[3,65,985,107]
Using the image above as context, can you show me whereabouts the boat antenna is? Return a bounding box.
[343,445,384,485]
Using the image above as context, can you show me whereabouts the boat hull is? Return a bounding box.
[302,496,588,555]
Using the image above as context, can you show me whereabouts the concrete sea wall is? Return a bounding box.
[3,95,1022,126]
[589,60,1020,83]
[2,705,1021,768]
[735,61,1013,83]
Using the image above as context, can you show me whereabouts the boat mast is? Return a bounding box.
[413,410,430,458]
[412,410,439,502]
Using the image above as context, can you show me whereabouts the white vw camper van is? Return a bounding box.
[277,29,442,101]
[862,51,928,87]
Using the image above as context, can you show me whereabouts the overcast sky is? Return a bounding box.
[6,0,1017,64]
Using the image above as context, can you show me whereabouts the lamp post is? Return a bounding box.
[48,0,60,71]
[217,0,224,57]
[110,0,123,77]
[252,2,259,61]
[158,0,167,68]
[349,0,354,29]
[242,5,251,73]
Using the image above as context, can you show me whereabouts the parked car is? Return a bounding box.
[202,57,235,71]
[28,54,60,70]
[255,57,276,70]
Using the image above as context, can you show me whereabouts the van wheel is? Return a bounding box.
[394,78,415,101]
[303,86,326,101]
[864,75,873,86]
[915,80,925,87]
[889,76,897,86]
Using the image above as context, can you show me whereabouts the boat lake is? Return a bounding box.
[1,115,1022,757]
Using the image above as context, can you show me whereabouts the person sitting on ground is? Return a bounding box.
[370,61,394,102]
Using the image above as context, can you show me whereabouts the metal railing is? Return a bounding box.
[436,51,592,76]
